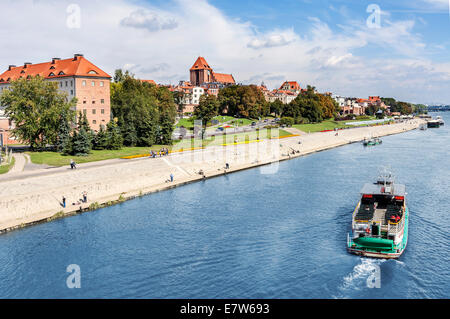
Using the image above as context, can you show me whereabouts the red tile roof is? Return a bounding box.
[190,56,212,70]
[213,72,235,84]
[279,81,301,91]
[0,55,111,83]
[140,79,157,85]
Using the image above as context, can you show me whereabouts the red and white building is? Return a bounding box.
[263,81,302,104]
[334,95,389,116]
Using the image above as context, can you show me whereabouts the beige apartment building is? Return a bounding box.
[0,54,111,145]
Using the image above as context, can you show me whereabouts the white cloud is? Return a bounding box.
[326,54,353,66]
[0,0,449,103]
[120,9,178,32]
[422,0,449,8]
[248,29,298,49]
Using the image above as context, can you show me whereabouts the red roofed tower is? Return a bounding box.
[189,56,235,87]
[190,57,213,86]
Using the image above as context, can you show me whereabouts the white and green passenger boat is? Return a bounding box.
[347,171,408,259]
[363,137,382,146]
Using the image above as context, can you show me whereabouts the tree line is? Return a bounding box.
[111,70,177,147]
[194,84,338,127]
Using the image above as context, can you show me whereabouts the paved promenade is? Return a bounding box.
[0,120,422,232]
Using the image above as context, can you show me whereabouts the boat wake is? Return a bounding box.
[333,258,387,298]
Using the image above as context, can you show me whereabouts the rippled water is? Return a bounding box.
[0,113,449,298]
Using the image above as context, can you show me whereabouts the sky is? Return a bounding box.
[0,0,449,104]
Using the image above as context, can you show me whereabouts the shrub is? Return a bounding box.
[280,117,295,127]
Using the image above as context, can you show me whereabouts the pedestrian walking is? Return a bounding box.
[62,196,66,208]
[170,173,174,182]
[82,191,87,203]
[70,159,76,169]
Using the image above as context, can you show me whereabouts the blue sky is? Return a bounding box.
[1,0,450,104]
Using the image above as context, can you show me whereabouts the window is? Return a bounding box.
[101,99,104,104]
[100,81,104,87]
[92,109,96,114]
[92,100,95,104]
[65,81,68,87]
[71,81,73,87]
[83,100,86,104]
[49,72,55,77]
[101,109,105,114]
[60,82,63,88]
[91,81,95,86]
[59,71,65,75]
[93,120,97,124]
[82,80,86,86]
[70,90,74,95]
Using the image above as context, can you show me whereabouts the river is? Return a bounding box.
[0,113,448,298]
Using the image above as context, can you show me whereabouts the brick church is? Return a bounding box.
[189,57,235,87]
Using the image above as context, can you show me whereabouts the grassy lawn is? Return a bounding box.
[177,116,261,130]
[187,128,292,147]
[26,128,294,166]
[214,115,235,123]
[294,117,383,133]
[27,146,170,167]
[294,120,352,133]
[176,117,195,129]
[0,157,15,174]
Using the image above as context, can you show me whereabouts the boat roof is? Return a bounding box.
[360,183,406,197]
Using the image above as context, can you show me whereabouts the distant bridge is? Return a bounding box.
[427,106,450,112]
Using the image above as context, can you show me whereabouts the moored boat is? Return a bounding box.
[347,171,408,259]
[436,116,445,126]
[427,120,440,128]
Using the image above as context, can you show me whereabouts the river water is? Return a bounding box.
[0,113,449,298]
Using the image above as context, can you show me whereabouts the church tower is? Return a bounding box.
[190,57,213,86]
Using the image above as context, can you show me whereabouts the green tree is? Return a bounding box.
[317,94,337,119]
[92,125,108,150]
[0,77,76,150]
[194,95,220,134]
[56,108,74,154]
[71,127,91,156]
[270,99,284,117]
[218,85,267,118]
[285,86,323,123]
[106,120,123,150]
[280,117,295,126]
[111,72,176,146]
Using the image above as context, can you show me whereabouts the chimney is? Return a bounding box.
[8,65,16,71]
[73,53,84,61]
[52,58,61,64]
[23,62,32,68]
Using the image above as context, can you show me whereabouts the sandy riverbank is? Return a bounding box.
[0,119,423,233]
